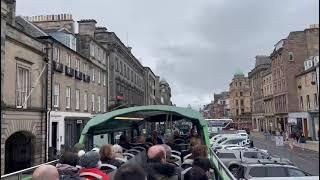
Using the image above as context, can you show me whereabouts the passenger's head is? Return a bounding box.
[32,165,59,180]
[59,151,79,167]
[190,136,202,147]
[113,144,123,158]
[184,167,208,180]
[152,130,158,138]
[78,150,85,158]
[147,145,166,163]
[137,135,146,144]
[162,144,172,159]
[100,144,114,161]
[120,135,128,143]
[192,145,208,159]
[193,157,212,173]
[174,130,180,138]
[79,151,101,169]
[114,164,147,180]
[73,143,85,153]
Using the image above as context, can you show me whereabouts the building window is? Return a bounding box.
[66,87,71,109]
[16,67,29,108]
[288,52,294,61]
[91,94,95,112]
[98,69,101,84]
[67,53,71,67]
[240,91,243,96]
[53,47,60,62]
[54,83,60,107]
[120,61,123,74]
[239,82,242,86]
[306,95,310,109]
[83,63,88,74]
[241,108,244,114]
[103,97,106,112]
[92,68,95,82]
[98,96,101,112]
[90,43,95,57]
[236,109,239,116]
[240,99,244,106]
[75,58,80,71]
[76,89,80,110]
[84,91,88,111]
[116,58,119,71]
[124,65,127,78]
[131,70,134,82]
[314,93,318,108]
[103,73,106,86]
[236,100,239,106]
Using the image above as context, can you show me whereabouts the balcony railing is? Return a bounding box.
[52,61,63,72]
[83,74,91,83]
[75,70,83,80]
[65,66,75,77]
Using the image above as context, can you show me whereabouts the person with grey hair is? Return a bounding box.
[32,165,59,180]
[78,151,110,180]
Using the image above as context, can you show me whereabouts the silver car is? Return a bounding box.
[216,149,293,177]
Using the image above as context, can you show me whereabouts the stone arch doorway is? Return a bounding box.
[5,131,35,174]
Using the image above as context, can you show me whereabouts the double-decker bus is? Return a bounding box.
[205,118,233,135]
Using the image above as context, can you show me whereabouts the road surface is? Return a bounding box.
[250,133,319,176]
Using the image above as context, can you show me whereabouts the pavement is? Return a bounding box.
[251,131,319,152]
[250,131,319,176]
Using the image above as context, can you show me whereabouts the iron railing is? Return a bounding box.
[1,160,59,180]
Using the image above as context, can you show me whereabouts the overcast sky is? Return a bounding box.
[16,0,319,110]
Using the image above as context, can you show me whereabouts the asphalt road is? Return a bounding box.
[250,134,319,176]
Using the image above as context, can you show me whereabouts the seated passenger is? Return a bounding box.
[193,157,213,178]
[79,151,110,180]
[56,151,80,179]
[100,144,122,168]
[162,144,176,164]
[144,145,179,180]
[119,135,132,150]
[32,165,60,180]
[147,131,163,145]
[184,167,208,180]
[173,130,181,140]
[181,136,202,159]
[192,145,208,159]
[112,144,124,159]
[114,164,147,180]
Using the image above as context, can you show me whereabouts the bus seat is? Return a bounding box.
[126,149,140,155]
[174,139,185,144]
[172,150,181,156]
[183,154,192,162]
[123,152,135,160]
[132,146,146,152]
[181,167,192,180]
[181,160,193,170]
[170,154,181,165]
[115,157,127,164]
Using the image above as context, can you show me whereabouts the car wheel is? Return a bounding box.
[229,165,241,178]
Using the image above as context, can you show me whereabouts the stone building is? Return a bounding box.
[248,55,271,131]
[212,91,230,119]
[92,24,145,108]
[18,15,108,156]
[1,0,47,174]
[262,69,275,132]
[292,56,319,140]
[229,72,252,129]
[159,79,172,105]
[270,25,319,133]
[144,67,157,105]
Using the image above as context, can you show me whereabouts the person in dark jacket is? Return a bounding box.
[144,145,179,180]
[100,144,122,168]
[184,167,208,180]
[114,164,147,180]
[56,151,80,180]
[147,131,163,145]
[119,135,132,151]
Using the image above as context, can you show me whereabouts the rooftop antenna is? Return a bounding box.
[126,32,129,47]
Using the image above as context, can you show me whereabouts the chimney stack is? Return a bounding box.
[78,19,97,37]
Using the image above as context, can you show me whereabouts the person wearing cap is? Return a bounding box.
[79,151,110,180]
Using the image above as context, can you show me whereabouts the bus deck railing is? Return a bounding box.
[209,147,236,180]
[1,160,59,180]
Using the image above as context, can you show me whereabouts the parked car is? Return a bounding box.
[216,149,294,177]
[237,163,312,179]
[212,136,249,149]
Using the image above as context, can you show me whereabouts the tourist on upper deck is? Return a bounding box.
[56,151,80,180]
[100,144,122,168]
[112,144,124,159]
[192,157,214,178]
[32,165,60,180]
[184,167,208,180]
[119,135,132,151]
[181,136,202,159]
[114,164,147,180]
[147,130,163,145]
[79,151,110,180]
[144,145,179,180]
